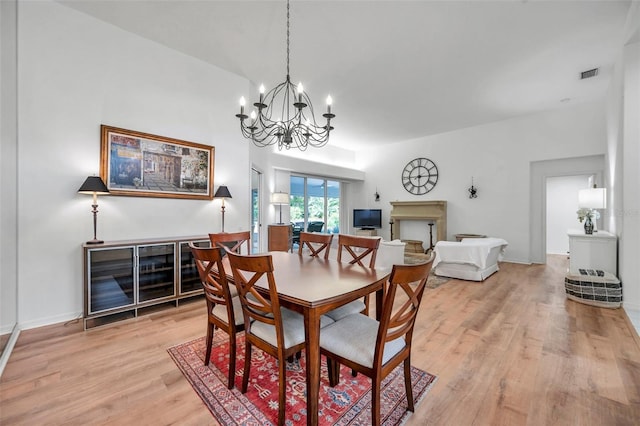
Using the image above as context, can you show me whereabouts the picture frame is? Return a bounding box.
[100,125,215,200]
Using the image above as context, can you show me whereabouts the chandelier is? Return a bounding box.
[235,0,335,151]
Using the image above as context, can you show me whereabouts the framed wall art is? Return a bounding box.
[100,125,215,200]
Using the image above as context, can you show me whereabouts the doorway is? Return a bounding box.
[530,155,604,263]
[251,167,262,253]
[546,175,592,255]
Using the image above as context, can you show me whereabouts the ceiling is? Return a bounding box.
[58,0,632,151]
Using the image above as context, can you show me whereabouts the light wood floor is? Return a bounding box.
[1,255,639,425]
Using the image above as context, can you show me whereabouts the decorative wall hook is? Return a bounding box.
[468,177,478,199]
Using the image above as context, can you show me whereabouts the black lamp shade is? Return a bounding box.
[214,185,232,199]
[78,176,109,194]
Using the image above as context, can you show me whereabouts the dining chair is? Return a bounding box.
[320,259,433,426]
[225,251,307,426]
[298,231,334,259]
[289,223,302,252]
[306,221,325,233]
[208,231,251,254]
[325,234,381,321]
[189,243,244,389]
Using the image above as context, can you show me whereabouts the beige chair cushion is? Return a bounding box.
[250,308,334,349]
[324,299,366,321]
[211,295,244,326]
[320,313,405,368]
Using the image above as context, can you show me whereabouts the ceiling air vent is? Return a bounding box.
[580,68,599,79]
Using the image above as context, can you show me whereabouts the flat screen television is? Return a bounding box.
[353,209,382,230]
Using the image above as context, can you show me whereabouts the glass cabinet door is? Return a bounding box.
[179,240,210,294]
[88,247,135,314]
[137,243,176,302]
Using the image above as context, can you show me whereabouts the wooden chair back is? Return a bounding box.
[190,244,233,311]
[298,232,334,260]
[226,250,306,425]
[225,251,284,349]
[337,234,381,268]
[209,231,251,254]
[376,261,432,366]
[321,259,433,426]
[189,242,244,389]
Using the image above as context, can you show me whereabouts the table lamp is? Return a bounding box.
[578,185,606,233]
[78,176,110,244]
[271,192,289,224]
[214,185,232,232]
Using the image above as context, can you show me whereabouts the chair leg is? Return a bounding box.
[327,357,340,387]
[242,340,252,393]
[404,357,414,412]
[278,354,286,426]
[372,376,382,426]
[227,331,236,390]
[362,294,370,316]
[204,322,214,366]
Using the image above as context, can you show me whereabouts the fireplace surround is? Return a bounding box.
[390,200,447,243]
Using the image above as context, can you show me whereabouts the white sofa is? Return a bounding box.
[433,237,508,281]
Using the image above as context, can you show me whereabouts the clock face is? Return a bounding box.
[402,158,438,195]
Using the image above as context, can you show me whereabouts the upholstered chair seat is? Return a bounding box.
[320,313,405,368]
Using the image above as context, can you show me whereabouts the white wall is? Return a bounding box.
[546,175,591,255]
[356,101,606,264]
[605,2,640,313]
[1,0,18,335]
[620,40,640,310]
[16,1,250,328]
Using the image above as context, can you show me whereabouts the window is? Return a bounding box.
[290,175,340,234]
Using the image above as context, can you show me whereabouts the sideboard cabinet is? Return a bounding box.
[83,236,210,328]
[567,229,617,275]
[268,224,291,251]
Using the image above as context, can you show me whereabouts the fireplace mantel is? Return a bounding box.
[390,201,447,243]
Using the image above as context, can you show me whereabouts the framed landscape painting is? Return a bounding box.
[100,125,215,200]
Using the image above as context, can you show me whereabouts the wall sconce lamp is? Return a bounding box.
[78,176,110,244]
[214,185,232,232]
[271,192,289,224]
[468,177,478,199]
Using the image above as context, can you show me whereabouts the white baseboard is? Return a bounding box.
[0,327,20,378]
[18,311,82,331]
[623,307,640,336]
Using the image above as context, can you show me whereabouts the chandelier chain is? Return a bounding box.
[286,0,290,78]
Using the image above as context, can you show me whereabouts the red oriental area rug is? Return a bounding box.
[168,332,437,425]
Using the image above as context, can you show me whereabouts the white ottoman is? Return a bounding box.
[376,240,406,270]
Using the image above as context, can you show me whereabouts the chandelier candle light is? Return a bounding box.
[235,0,335,150]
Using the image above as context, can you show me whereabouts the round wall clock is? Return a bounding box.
[401,157,438,195]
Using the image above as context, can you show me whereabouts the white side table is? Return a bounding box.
[567,229,617,276]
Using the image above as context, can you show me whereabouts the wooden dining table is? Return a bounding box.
[220,250,390,426]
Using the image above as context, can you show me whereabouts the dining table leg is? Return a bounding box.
[304,307,321,426]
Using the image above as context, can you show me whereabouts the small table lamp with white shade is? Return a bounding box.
[578,185,606,234]
[271,192,289,224]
